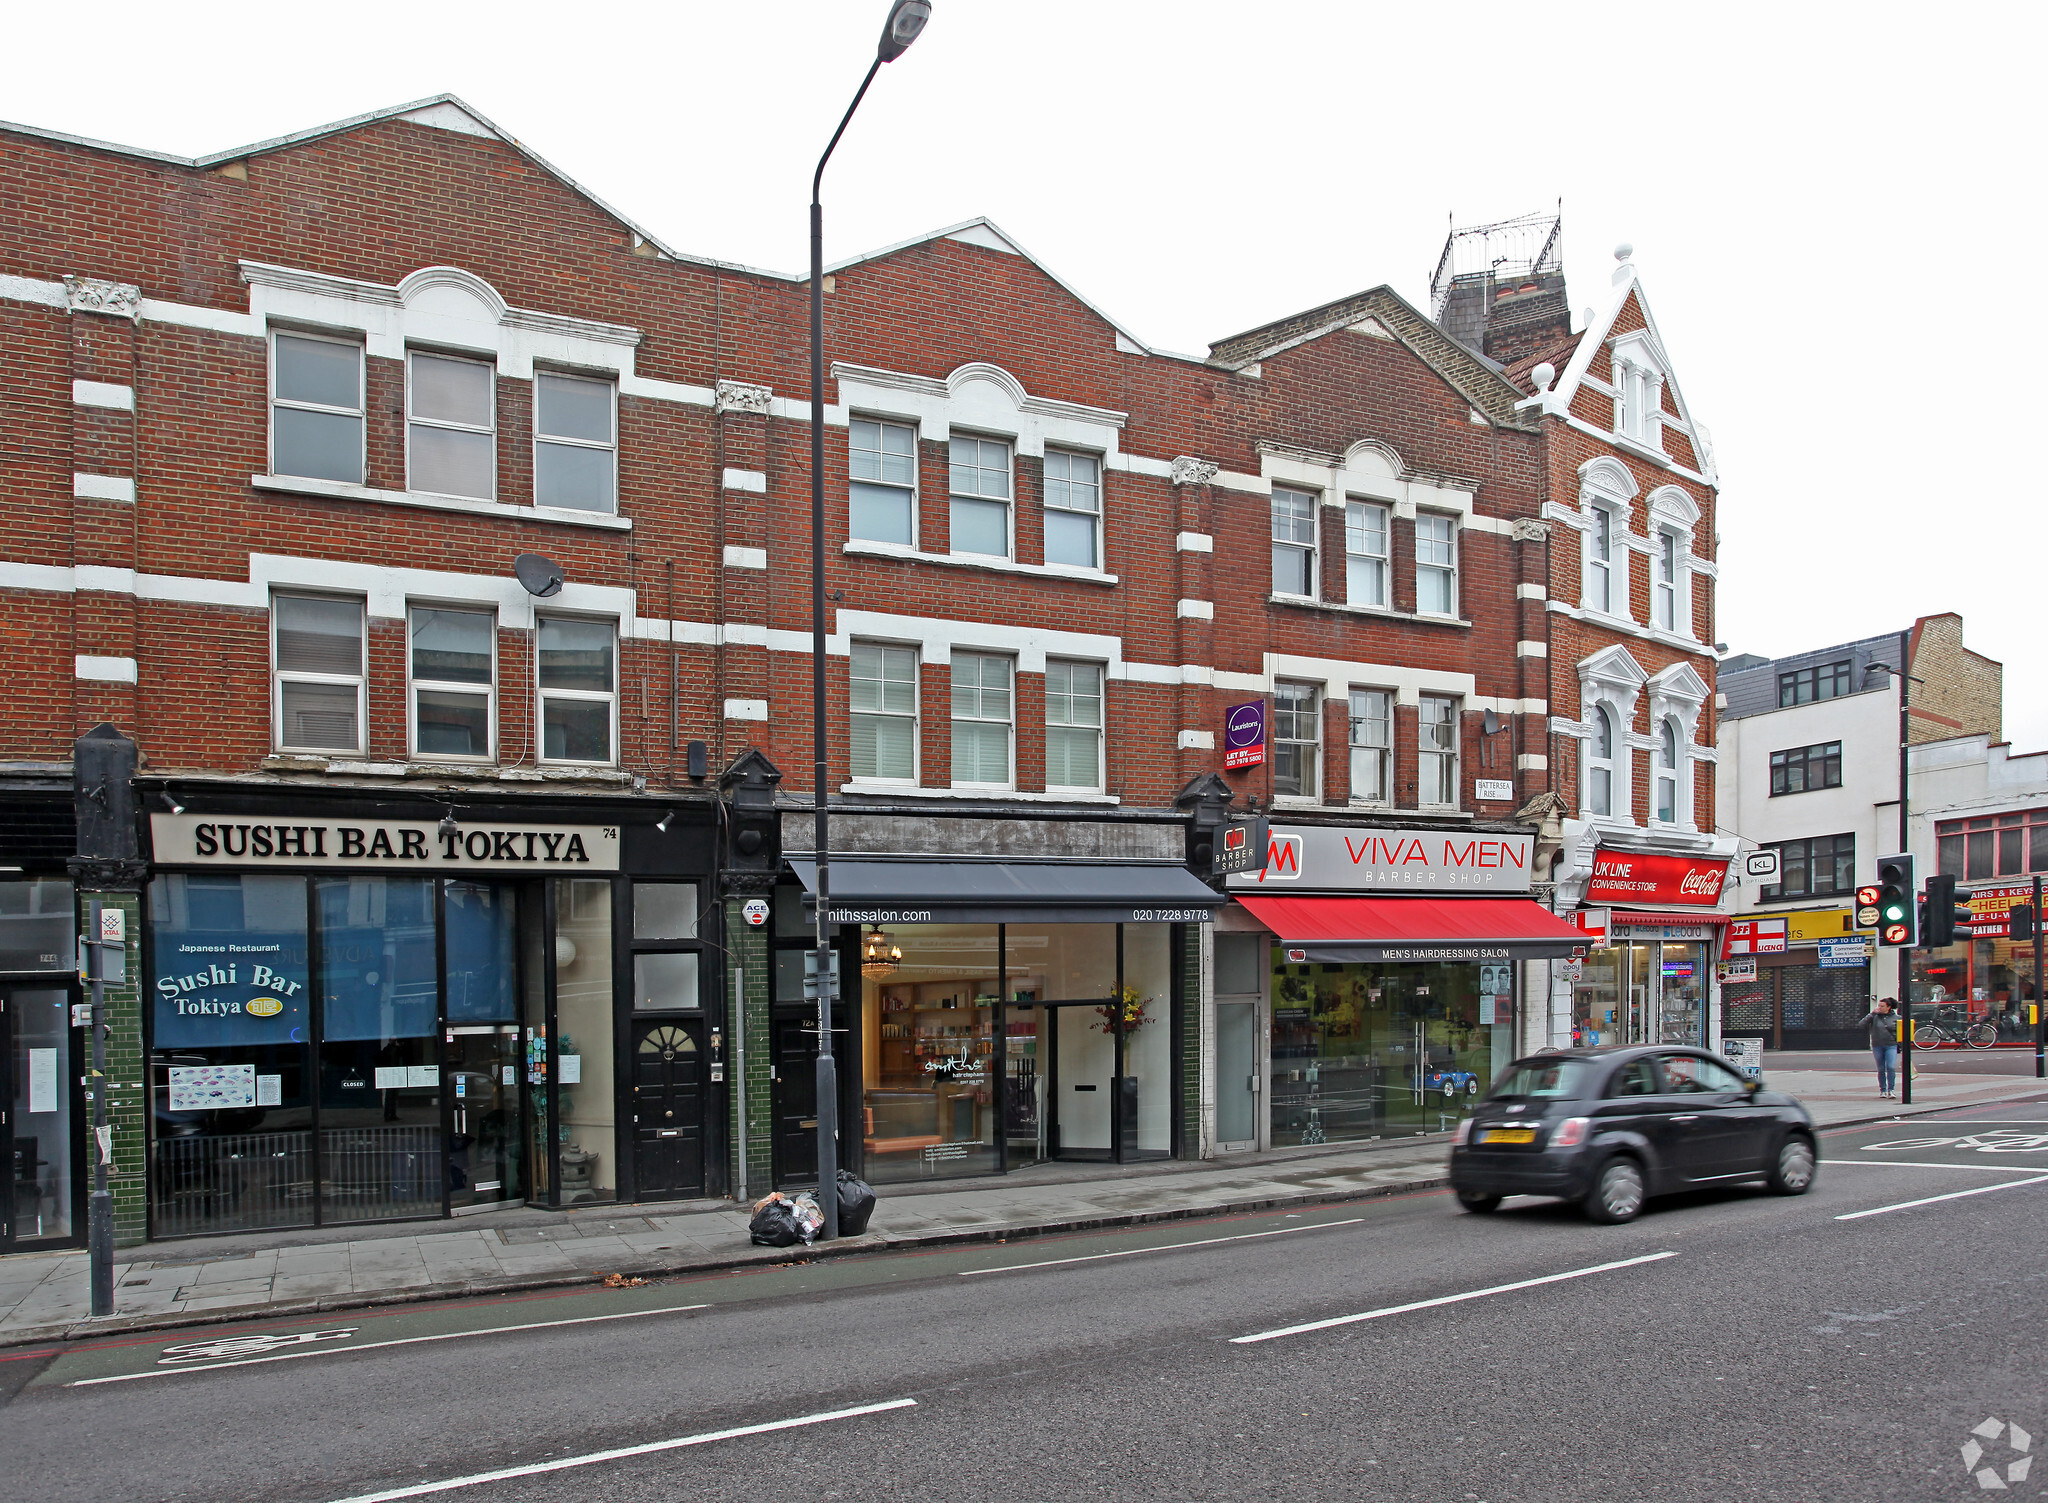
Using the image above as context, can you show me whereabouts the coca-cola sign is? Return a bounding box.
[1586,849,1730,907]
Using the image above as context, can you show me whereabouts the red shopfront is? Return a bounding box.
[1571,849,1732,1050]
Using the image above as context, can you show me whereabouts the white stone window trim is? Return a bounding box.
[1574,643,1648,828]
[1414,510,1461,620]
[251,473,632,531]
[1270,484,1320,602]
[1646,484,1700,642]
[949,649,1017,793]
[269,326,366,487]
[1043,447,1106,572]
[1043,657,1107,797]
[1644,659,1709,835]
[407,349,498,502]
[532,369,619,515]
[1416,692,1462,812]
[948,431,1018,563]
[842,538,1117,586]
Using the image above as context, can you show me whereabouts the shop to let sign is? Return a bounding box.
[1223,702,1267,770]
[1586,849,1730,907]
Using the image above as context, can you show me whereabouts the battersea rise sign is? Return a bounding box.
[150,813,620,873]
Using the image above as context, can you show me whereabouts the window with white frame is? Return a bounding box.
[536,616,615,764]
[951,653,1013,787]
[1043,451,1102,569]
[410,606,495,761]
[1586,505,1618,615]
[1415,513,1458,616]
[1418,695,1459,807]
[1272,682,1320,799]
[534,373,616,512]
[1345,501,1389,607]
[271,332,364,484]
[1045,659,1104,792]
[850,419,917,545]
[949,435,1012,557]
[1655,718,1681,823]
[408,352,495,500]
[1653,532,1680,632]
[850,644,918,782]
[1587,705,1617,818]
[1616,361,1662,445]
[1271,487,1318,598]
[274,594,364,753]
[1348,689,1391,804]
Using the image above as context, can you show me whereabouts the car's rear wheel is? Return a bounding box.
[1767,1134,1816,1195]
[1584,1156,1645,1224]
[1456,1190,1502,1214]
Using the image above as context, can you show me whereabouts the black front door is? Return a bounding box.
[3,986,78,1248]
[770,1014,819,1186]
[631,1019,706,1199]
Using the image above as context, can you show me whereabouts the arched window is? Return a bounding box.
[1588,706,1616,817]
[1655,719,1681,823]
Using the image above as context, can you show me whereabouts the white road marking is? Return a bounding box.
[1229,1251,1679,1345]
[67,1303,711,1386]
[960,1217,1365,1277]
[1826,1160,2048,1173]
[1836,1175,2048,1221]
[323,1399,919,1503]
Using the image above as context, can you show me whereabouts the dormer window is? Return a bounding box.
[1614,358,1663,450]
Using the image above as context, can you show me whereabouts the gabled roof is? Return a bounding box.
[0,93,782,281]
[1206,285,1536,430]
[1516,257,1717,482]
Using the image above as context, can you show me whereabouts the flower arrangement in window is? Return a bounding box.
[1095,985,1153,1034]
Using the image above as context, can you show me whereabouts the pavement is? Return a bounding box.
[3,1051,2040,1349]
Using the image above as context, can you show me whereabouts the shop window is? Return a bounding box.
[1778,660,1851,707]
[1770,741,1841,796]
[1271,682,1320,799]
[0,877,75,971]
[536,616,616,765]
[849,418,917,545]
[534,372,617,513]
[1345,501,1388,607]
[1585,505,1618,615]
[951,653,1014,788]
[1044,450,1102,569]
[1348,689,1391,805]
[1271,486,1317,598]
[1655,719,1681,824]
[1044,659,1103,793]
[1761,833,1856,902]
[1415,513,1458,617]
[553,877,615,1202]
[850,643,918,782]
[1418,695,1459,809]
[949,434,1012,558]
[1586,705,1617,818]
[274,593,365,754]
[407,351,495,500]
[410,606,495,761]
[271,331,364,484]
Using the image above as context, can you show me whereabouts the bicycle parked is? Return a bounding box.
[1911,1003,1998,1049]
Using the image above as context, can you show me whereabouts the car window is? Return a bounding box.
[1489,1058,1591,1100]
[1661,1053,1747,1094]
[1606,1059,1660,1098]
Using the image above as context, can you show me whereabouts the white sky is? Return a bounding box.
[14,2,2045,743]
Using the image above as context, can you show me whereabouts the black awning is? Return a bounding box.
[786,859,1225,926]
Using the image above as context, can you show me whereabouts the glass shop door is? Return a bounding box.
[3,987,78,1248]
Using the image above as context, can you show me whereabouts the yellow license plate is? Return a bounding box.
[1479,1127,1536,1145]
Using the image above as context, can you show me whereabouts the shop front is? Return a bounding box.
[1566,847,1732,1052]
[1906,884,2047,1046]
[772,839,1226,1188]
[1719,910,1873,1050]
[143,801,716,1238]
[1222,823,1583,1152]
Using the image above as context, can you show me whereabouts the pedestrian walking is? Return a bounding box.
[1856,997,1902,1098]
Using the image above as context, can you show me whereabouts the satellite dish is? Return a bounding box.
[513,552,565,598]
[1482,710,1501,736]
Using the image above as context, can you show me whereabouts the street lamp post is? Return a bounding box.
[810,0,931,1240]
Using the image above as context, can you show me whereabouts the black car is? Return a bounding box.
[1448,1046,1817,1223]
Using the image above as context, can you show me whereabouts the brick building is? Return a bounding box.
[0,101,1714,1246]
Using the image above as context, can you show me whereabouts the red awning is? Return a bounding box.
[1605,909,1731,926]
[1236,895,1587,963]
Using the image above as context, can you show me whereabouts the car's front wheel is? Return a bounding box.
[1456,1190,1502,1214]
[1766,1134,1816,1195]
[1584,1156,1645,1224]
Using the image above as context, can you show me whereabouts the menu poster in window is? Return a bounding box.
[168,1063,257,1111]
[154,932,311,1049]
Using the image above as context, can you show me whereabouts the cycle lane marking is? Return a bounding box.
[1835,1175,2048,1221]
[323,1398,919,1503]
[1229,1251,1678,1345]
[1824,1160,2048,1172]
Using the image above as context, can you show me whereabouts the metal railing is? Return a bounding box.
[152,1131,316,1238]
[320,1126,443,1222]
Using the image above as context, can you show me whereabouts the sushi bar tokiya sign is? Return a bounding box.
[1225,825,1534,892]
[149,813,621,872]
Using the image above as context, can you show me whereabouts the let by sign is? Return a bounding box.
[1223,701,1267,770]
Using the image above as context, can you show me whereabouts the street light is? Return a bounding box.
[809,0,931,1241]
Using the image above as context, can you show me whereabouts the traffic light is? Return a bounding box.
[1922,872,1974,948]
[2012,903,2037,943]
[1875,854,1917,947]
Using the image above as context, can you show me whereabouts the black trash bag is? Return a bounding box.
[836,1170,878,1236]
[748,1194,804,1248]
